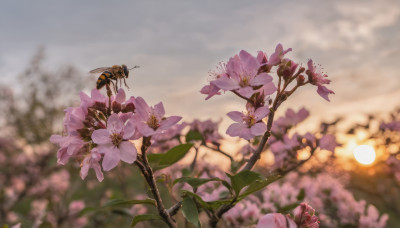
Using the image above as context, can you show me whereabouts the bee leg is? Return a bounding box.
[110,80,117,94]
[123,78,130,89]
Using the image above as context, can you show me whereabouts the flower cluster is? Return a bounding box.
[261,173,388,227]
[201,44,334,141]
[51,88,182,182]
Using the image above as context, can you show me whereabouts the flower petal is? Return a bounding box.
[136,121,156,137]
[107,113,124,133]
[317,86,334,102]
[159,116,182,131]
[102,147,120,171]
[80,157,90,180]
[154,102,166,117]
[119,141,137,164]
[250,73,273,86]
[227,111,244,122]
[226,123,250,139]
[251,122,267,136]
[134,97,151,120]
[91,89,106,103]
[254,106,269,121]
[115,88,126,103]
[213,77,240,90]
[92,162,104,182]
[123,119,136,140]
[236,87,254,98]
[91,129,111,144]
[239,50,259,75]
[260,82,277,95]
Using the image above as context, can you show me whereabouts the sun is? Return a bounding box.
[353,145,376,165]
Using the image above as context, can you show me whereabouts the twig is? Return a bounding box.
[136,137,177,228]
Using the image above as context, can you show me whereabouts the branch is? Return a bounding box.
[167,201,182,217]
[137,137,177,228]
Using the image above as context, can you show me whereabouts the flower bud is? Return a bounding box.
[83,116,95,128]
[297,75,305,84]
[112,101,122,113]
[123,103,135,113]
[77,128,92,142]
[92,102,107,114]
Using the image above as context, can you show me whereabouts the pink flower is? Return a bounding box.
[131,97,182,137]
[189,119,222,143]
[271,108,309,136]
[224,199,261,227]
[11,223,21,228]
[69,200,86,215]
[256,213,297,228]
[319,134,338,153]
[213,50,274,98]
[79,89,107,112]
[63,107,86,134]
[50,134,85,165]
[80,148,104,182]
[268,44,293,66]
[380,121,400,131]
[91,114,137,171]
[226,105,269,140]
[257,44,292,68]
[200,62,227,100]
[359,205,388,228]
[293,203,320,228]
[306,59,334,101]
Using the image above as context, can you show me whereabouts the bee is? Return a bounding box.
[89,64,139,91]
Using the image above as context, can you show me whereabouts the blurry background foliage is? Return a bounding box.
[0,47,86,144]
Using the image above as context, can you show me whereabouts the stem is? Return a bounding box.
[167,201,182,216]
[242,105,276,171]
[137,137,177,228]
[232,90,251,102]
[190,146,199,171]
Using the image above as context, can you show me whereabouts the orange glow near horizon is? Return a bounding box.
[353,145,376,165]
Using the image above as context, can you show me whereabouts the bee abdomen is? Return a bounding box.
[96,71,113,89]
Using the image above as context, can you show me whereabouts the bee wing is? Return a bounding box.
[89,67,111,74]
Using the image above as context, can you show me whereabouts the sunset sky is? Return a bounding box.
[1,0,400,131]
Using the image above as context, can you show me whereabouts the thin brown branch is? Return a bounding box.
[137,137,177,228]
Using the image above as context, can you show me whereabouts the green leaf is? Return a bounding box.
[103,198,156,208]
[238,174,281,200]
[186,130,204,142]
[158,143,193,167]
[182,190,212,210]
[182,196,201,228]
[78,206,97,216]
[181,190,233,211]
[173,177,222,189]
[38,222,53,228]
[278,202,300,213]
[111,208,134,217]
[131,214,163,227]
[227,170,263,196]
[147,153,165,163]
[296,188,305,201]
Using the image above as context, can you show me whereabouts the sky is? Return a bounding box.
[1,0,400,131]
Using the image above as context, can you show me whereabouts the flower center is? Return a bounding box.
[243,114,256,127]
[110,133,123,147]
[147,115,160,130]
[239,74,250,87]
